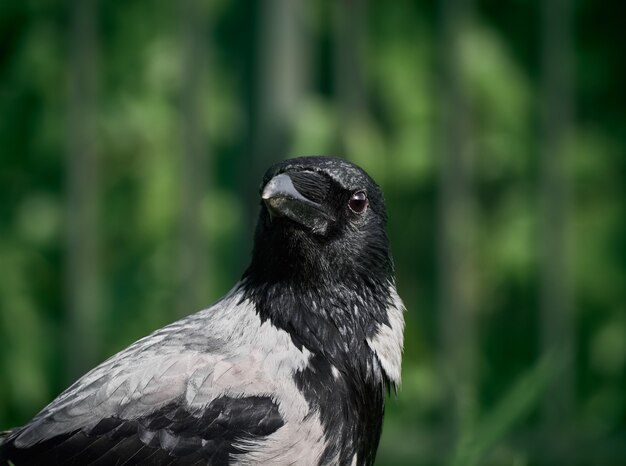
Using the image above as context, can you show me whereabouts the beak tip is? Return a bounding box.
[260,174,286,201]
[261,187,273,201]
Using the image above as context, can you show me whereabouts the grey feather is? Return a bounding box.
[12,285,330,465]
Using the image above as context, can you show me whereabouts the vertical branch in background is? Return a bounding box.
[539,0,574,436]
[66,0,100,379]
[334,0,383,179]
[334,0,367,125]
[245,0,309,221]
[437,0,477,440]
[178,0,209,316]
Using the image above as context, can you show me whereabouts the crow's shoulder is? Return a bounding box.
[0,288,310,465]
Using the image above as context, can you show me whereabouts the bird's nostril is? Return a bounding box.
[286,171,330,204]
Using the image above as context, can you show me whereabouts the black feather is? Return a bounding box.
[287,170,330,204]
[0,396,283,466]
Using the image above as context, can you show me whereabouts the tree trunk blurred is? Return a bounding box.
[437,0,477,441]
[334,0,367,122]
[539,0,575,440]
[243,0,310,229]
[177,0,209,316]
[66,0,100,380]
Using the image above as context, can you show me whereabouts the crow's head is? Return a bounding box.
[247,156,392,285]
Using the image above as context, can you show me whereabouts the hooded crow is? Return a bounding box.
[0,156,405,466]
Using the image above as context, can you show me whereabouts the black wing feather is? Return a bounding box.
[0,395,284,466]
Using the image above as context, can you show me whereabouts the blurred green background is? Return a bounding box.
[1,0,625,464]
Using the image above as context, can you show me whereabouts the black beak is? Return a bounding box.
[261,173,333,235]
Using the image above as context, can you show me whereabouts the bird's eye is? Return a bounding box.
[348,191,368,214]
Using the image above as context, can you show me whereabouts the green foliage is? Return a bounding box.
[451,354,556,466]
[0,1,624,464]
